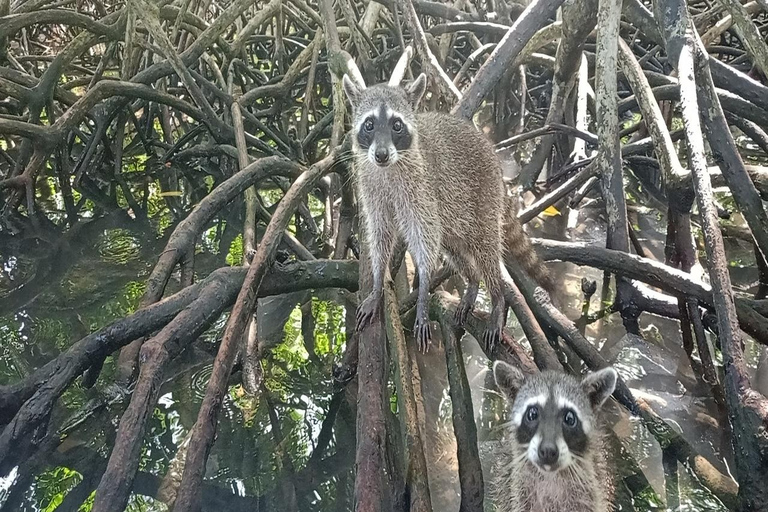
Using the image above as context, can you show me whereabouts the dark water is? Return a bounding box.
[0,188,761,511]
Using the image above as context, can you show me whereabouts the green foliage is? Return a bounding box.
[259,188,284,208]
[60,381,88,412]
[143,182,174,235]
[29,317,69,352]
[34,466,83,512]
[229,384,261,426]
[0,318,31,383]
[307,194,324,217]
[620,113,642,144]
[627,484,665,510]
[98,229,142,265]
[226,233,244,266]
[670,115,684,132]
[201,225,220,255]
[77,491,95,512]
[716,192,737,217]
[125,494,168,512]
[277,304,310,370]
[311,298,346,359]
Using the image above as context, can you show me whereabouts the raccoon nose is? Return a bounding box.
[374,147,389,164]
[538,443,559,465]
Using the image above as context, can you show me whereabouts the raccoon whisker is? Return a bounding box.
[496,419,516,430]
[571,454,589,465]
[478,387,505,398]
[393,158,420,168]
[335,149,355,159]
[393,156,423,169]
[336,156,358,167]
[497,452,528,476]
[340,169,357,190]
[569,454,592,476]
[567,463,593,493]
[334,151,358,165]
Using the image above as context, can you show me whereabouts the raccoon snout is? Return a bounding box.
[374,146,390,165]
[537,442,559,468]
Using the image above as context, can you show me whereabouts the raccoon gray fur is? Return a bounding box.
[492,362,617,512]
[342,63,552,352]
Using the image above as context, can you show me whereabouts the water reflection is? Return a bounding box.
[0,196,756,511]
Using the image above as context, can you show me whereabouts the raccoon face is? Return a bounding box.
[354,106,413,167]
[493,363,617,473]
[342,74,427,168]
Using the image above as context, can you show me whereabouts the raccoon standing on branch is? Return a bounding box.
[341,48,553,352]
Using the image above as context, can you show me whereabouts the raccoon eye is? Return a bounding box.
[364,118,374,132]
[393,119,403,133]
[563,410,578,427]
[525,406,539,422]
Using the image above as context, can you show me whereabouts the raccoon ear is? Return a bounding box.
[406,73,427,107]
[342,74,362,108]
[388,45,413,86]
[493,361,525,399]
[581,367,617,409]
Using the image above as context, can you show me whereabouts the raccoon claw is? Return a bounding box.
[483,328,501,354]
[273,259,297,273]
[454,300,474,327]
[455,283,479,328]
[415,318,431,353]
[356,294,382,331]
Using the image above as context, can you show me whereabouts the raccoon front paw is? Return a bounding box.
[356,293,382,331]
[483,328,501,355]
[414,316,432,353]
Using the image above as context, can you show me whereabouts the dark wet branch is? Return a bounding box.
[684,30,768,508]
[451,0,568,118]
[534,238,768,344]
[437,311,485,512]
[114,156,301,384]
[172,149,341,512]
[385,283,433,512]
[0,259,358,473]
[2,0,768,509]
[353,262,391,512]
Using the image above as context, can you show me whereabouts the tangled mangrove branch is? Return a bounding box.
[1,0,768,510]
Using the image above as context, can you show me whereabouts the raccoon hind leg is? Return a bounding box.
[404,224,441,353]
[478,256,506,354]
[445,249,482,327]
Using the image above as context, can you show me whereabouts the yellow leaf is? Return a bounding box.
[542,205,561,217]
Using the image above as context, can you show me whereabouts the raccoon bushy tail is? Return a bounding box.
[502,197,555,292]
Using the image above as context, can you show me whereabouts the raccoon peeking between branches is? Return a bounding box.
[342,49,552,352]
[492,362,617,512]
